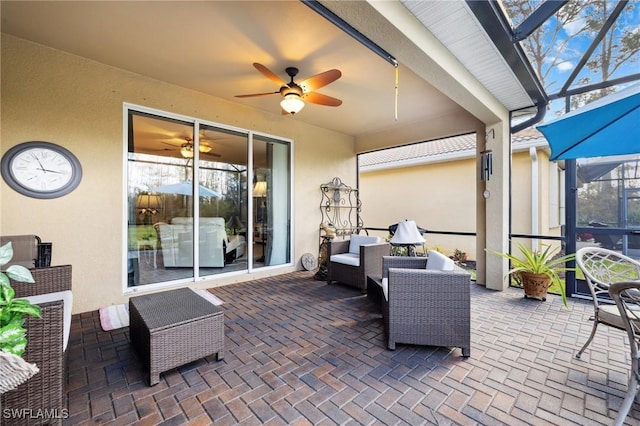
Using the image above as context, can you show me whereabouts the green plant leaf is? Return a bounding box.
[0,322,26,344]
[0,283,15,304]
[0,333,27,356]
[0,242,14,267]
[9,300,41,318]
[5,265,35,283]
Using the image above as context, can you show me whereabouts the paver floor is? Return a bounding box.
[65,271,640,425]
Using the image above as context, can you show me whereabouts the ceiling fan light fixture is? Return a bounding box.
[280,93,305,114]
[180,143,194,158]
[199,143,212,153]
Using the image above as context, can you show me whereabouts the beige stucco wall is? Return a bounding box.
[1,34,356,313]
[360,147,560,262]
[360,158,476,258]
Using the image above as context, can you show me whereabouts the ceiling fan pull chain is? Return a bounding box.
[394,64,399,121]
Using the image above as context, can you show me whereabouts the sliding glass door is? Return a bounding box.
[125,107,291,288]
[252,135,291,267]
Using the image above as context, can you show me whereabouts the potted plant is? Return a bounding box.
[488,243,575,307]
[0,242,41,356]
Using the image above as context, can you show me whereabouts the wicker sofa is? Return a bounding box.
[1,265,72,426]
[381,254,471,356]
[327,234,390,293]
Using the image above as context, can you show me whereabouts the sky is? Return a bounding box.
[507,0,639,119]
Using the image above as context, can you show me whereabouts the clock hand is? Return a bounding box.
[32,153,46,170]
[36,168,65,174]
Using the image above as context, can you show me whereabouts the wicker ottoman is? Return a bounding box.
[129,287,224,386]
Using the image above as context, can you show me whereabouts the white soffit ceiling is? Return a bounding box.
[401,0,534,112]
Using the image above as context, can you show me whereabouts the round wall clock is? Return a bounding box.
[1,141,83,199]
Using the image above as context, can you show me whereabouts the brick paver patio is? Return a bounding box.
[64,271,640,425]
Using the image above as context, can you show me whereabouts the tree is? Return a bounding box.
[502,0,586,93]
[571,1,640,108]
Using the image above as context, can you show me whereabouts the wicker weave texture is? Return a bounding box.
[129,288,225,386]
[1,302,65,426]
[1,265,71,426]
[0,352,39,394]
[12,265,72,298]
[327,239,390,293]
[381,257,471,356]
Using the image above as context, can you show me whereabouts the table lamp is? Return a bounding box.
[390,220,425,256]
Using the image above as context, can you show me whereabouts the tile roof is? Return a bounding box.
[359,129,549,170]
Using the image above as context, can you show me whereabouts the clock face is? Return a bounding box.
[1,142,82,199]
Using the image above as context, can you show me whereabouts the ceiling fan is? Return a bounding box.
[159,137,221,159]
[235,63,342,114]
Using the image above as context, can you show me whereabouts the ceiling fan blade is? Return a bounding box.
[235,91,280,98]
[160,141,180,148]
[303,92,342,107]
[299,69,341,93]
[253,63,287,85]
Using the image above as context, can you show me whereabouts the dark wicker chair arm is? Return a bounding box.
[361,242,391,276]
[327,240,350,256]
[11,265,72,298]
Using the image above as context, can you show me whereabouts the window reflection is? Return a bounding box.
[126,110,290,288]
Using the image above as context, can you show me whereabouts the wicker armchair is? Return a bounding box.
[327,235,390,293]
[1,265,72,426]
[381,256,471,356]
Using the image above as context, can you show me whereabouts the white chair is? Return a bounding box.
[575,247,640,359]
[607,282,640,426]
[157,217,245,267]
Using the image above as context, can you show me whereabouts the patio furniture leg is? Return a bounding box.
[613,367,639,426]
[150,372,161,387]
[575,320,599,359]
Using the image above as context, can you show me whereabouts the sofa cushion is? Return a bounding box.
[330,253,360,267]
[381,277,389,301]
[426,250,454,271]
[348,234,381,255]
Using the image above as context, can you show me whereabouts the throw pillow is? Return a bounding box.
[348,234,381,254]
[426,250,454,271]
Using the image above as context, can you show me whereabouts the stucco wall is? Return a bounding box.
[360,149,560,261]
[1,34,356,313]
[360,158,476,258]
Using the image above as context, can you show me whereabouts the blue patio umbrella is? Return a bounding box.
[537,83,640,161]
[152,181,221,198]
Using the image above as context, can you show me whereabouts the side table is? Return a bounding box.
[129,287,224,386]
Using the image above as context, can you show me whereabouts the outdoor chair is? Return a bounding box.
[607,282,640,426]
[381,252,471,355]
[327,234,389,293]
[1,265,72,426]
[575,247,640,359]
